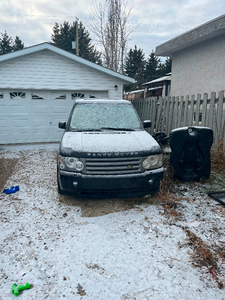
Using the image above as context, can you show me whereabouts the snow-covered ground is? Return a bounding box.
[0,149,224,300]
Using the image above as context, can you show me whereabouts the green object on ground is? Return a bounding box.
[11,283,31,296]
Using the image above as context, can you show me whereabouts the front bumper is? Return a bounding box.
[58,167,164,197]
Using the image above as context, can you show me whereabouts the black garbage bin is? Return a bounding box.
[170,126,213,182]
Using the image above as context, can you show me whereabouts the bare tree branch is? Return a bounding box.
[88,0,136,73]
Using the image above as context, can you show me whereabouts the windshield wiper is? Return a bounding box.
[100,127,135,131]
[70,128,102,132]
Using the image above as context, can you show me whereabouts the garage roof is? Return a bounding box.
[0,42,135,84]
[156,14,225,56]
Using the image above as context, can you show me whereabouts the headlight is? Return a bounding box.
[65,157,78,168]
[142,154,163,170]
[59,156,84,172]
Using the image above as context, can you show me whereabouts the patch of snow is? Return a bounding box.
[0,149,224,299]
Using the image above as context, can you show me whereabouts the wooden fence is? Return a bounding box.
[131,90,225,153]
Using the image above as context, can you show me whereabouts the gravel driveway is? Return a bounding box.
[0,148,224,299]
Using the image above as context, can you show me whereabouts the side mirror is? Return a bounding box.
[58,122,67,129]
[143,120,151,128]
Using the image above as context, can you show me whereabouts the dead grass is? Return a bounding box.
[185,229,224,289]
[156,155,183,220]
[0,158,18,191]
[211,151,225,173]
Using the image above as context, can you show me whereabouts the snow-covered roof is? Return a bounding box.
[148,86,163,91]
[124,86,163,95]
[142,75,171,85]
[0,42,135,84]
[124,89,144,95]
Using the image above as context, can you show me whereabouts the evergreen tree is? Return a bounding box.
[51,20,102,65]
[0,31,13,55]
[124,45,145,90]
[0,31,24,55]
[144,51,161,82]
[13,36,24,52]
[162,57,172,74]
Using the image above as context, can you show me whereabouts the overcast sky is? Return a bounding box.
[0,0,224,59]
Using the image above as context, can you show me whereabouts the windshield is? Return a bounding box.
[69,102,142,131]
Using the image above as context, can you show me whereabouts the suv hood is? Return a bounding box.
[60,131,161,157]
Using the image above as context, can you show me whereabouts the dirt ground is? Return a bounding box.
[0,158,18,192]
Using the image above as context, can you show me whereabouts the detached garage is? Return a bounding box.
[0,43,135,144]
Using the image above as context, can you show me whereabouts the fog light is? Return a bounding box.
[73,181,78,188]
[148,179,153,184]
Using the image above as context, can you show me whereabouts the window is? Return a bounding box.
[10,92,25,99]
[71,93,85,100]
[55,94,66,100]
[32,94,44,100]
[89,95,96,98]
[0,92,3,99]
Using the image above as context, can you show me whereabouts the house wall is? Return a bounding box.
[0,50,124,99]
[170,35,225,96]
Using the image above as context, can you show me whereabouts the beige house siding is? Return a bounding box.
[170,35,225,96]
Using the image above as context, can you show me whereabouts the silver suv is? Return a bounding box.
[57,99,163,197]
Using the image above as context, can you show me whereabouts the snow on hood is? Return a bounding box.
[60,130,161,157]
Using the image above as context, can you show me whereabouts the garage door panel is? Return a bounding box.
[33,118,50,127]
[0,119,8,143]
[10,105,28,115]
[32,105,48,113]
[33,131,50,140]
[0,134,8,143]
[52,105,67,113]
[13,132,30,142]
[0,118,7,127]
[11,119,30,128]
[0,104,7,115]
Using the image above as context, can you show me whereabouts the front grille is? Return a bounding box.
[85,157,142,175]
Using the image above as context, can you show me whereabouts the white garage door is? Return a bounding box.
[0,90,108,144]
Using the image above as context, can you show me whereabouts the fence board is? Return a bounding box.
[183,95,189,126]
[131,90,225,153]
[189,95,195,126]
[174,96,179,128]
[177,96,184,127]
[151,98,157,135]
[208,92,216,130]
[201,93,208,127]
[156,97,163,132]
[215,90,224,150]
[165,97,171,136]
[195,94,201,125]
